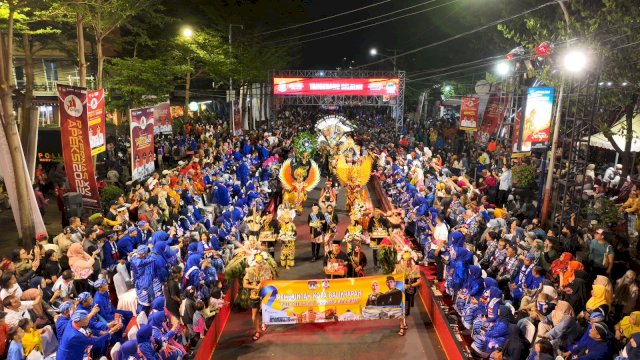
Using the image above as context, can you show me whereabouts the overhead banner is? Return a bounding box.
[521,87,555,151]
[261,274,405,325]
[459,97,480,131]
[87,89,106,155]
[153,102,172,135]
[57,85,101,209]
[273,77,400,96]
[130,107,155,181]
[476,92,508,144]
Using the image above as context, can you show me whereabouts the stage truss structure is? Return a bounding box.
[269,69,406,133]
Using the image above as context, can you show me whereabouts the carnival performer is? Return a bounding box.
[278,211,297,269]
[344,214,364,254]
[245,209,263,245]
[324,240,349,279]
[308,204,325,262]
[243,251,273,341]
[348,243,367,278]
[322,204,339,254]
[318,180,337,212]
[368,209,390,270]
[394,249,421,324]
[259,211,279,259]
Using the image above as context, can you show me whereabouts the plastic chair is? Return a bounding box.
[113,273,138,314]
[110,342,121,360]
[136,311,148,326]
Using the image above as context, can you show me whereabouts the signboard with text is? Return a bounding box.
[273,77,400,96]
[129,107,155,181]
[87,89,106,155]
[520,87,555,151]
[459,97,480,131]
[57,85,101,209]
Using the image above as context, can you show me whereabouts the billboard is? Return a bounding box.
[261,274,405,325]
[476,91,508,144]
[57,85,101,209]
[459,97,480,131]
[273,77,400,96]
[153,102,172,135]
[521,87,555,151]
[87,89,106,155]
[129,107,155,181]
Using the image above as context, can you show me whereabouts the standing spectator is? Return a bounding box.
[33,185,47,217]
[497,165,512,208]
[584,229,615,277]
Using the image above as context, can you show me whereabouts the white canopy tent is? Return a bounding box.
[582,114,640,153]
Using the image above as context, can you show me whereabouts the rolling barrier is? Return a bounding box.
[196,278,240,360]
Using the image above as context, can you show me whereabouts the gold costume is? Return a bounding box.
[278,221,297,268]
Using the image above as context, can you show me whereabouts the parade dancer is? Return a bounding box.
[323,204,339,254]
[308,204,325,262]
[278,211,297,269]
[243,252,273,341]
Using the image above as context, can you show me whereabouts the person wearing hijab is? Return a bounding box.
[471,305,513,358]
[119,339,140,360]
[617,333,640,360]
[537,300,580,349]
[67,243,100,294]
[526,339,555,360]
[462,278,498,330]
[549,252,573,284]
[472,286,503,339]
[136,324,161,360]
[562,322,613,360]
[614,270,640,319]
[147,310,184,360]
[455,265,484,315]
[593,275,614,305]
[560,261,584,288]
[616,312,640,341]
[585,284,610,319]
[131,245,157,312]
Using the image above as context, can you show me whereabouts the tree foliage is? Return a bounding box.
[104,57,187,112]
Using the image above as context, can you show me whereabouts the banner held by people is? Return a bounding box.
[130,106,155,181]
[57,84,101,209]
[260,274,405,325]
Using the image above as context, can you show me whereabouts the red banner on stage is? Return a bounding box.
[153,102,172,135]
[130,107,155,181]
[57,85,101,209]
[476,92,507,143]
[87,89,106,156]
[459,97,480,131]
[273,77,400,96]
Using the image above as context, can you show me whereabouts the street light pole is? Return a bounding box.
[540,0,571,226]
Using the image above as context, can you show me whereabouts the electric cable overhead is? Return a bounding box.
[353,0,563,69]
[271,0,461,46]
[267,0,438,44]
[253,0,392,36]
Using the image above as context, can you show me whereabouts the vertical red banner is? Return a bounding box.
[153,102,172,135]
[476,92,507,143]
[459,97,480,131]
[232,100,242,135]
[87,89,106,155]
[130,107,155,181]
[57,85,101,209]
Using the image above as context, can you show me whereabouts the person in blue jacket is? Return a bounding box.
[56,310,118,360]
[136,220,153,245]
[92,278,133,331]
[55,301,75,340]
[472,305,513,357]
[117,227,138,259]
[131,245,156,312]
[137,324,161,360]
[563,322,614,360]
[102,231,121,271]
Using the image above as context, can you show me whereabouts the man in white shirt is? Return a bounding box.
[497,165,512,207]
[51,270,76,304]
[2,293,41,327]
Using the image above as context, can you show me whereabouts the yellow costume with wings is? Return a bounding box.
[279,159,321,213]
[335,153,373,212]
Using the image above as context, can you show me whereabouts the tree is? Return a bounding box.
[497,0,640,176]
[0,1,43,246]
[104,56,187,114]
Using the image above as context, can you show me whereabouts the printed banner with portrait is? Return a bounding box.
[57,85,101,209]
[459,97,480,131]
[153,102,172,135]
[520,87,555,152]
[129,107,155,181]
[261,274,405,325]
[476,92,508,144]
[86,89,106,155]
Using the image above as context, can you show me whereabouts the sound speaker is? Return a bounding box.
[63,192,84,218]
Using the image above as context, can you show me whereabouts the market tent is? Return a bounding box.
[582,114,640,152]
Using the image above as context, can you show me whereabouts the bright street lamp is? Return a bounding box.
[563,49,587,73]
[443,85,451,92]
[181,26,194,39]
[370,48,378,56]
[496,61,511,76]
